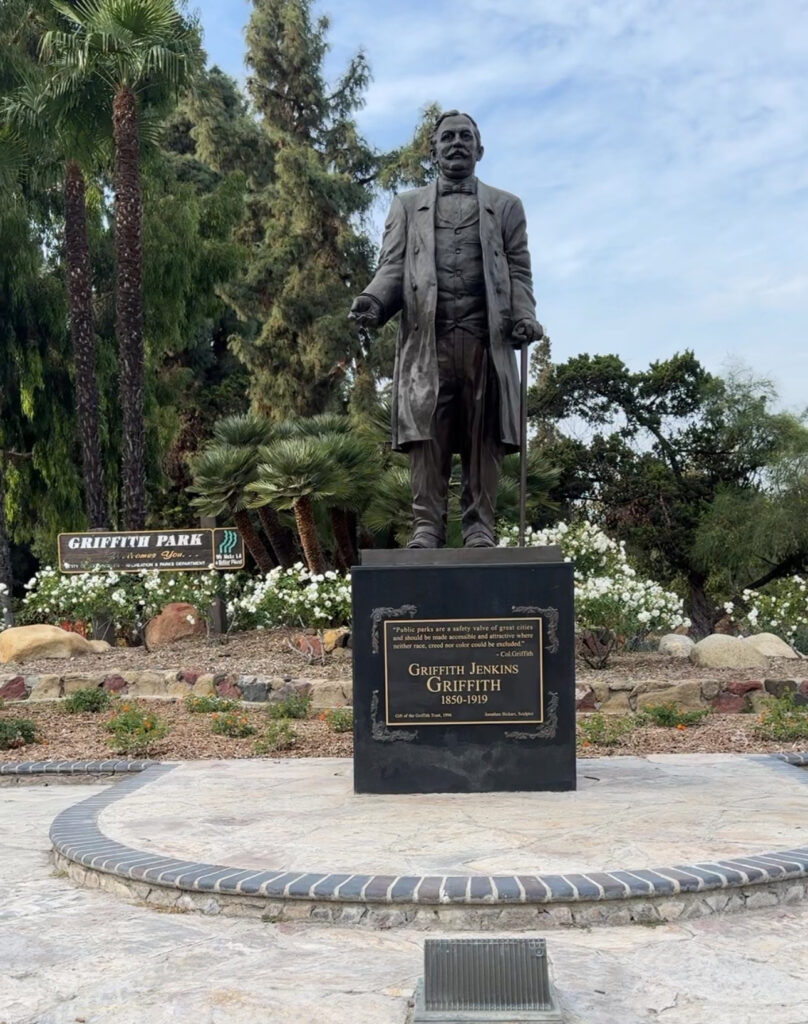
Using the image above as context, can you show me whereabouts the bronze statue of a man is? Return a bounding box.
[350,110,542,548]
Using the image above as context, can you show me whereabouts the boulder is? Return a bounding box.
[239,677,269,703]
[658,634,695,658]
[192,674,216,697]
[144,603,206,650]
[597,690,631,715]
[214,676,242,700]
[575,685,596,711]
[0,625,111,664]
[29,674,63,699]
[308,679,352,710]
[62,674,104,694]
[689,634,768,670]
[126,670,169,696]
[322,627,350,652]
[763,679,797,699]
[725,679,763,696]
[0,675,30,701]
[636,680,703,712]
[710,693,749,714]
[102,674,128,694]
[744,633,799,659]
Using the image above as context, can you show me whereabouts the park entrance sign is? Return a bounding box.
[58,528,245,573]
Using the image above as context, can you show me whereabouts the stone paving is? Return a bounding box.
[99,754,808,874]
[3,782,808,1023]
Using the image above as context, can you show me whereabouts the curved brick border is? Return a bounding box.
[38,755,808,929]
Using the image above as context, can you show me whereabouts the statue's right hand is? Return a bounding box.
[349,294,381,328]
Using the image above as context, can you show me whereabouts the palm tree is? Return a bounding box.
[189,444,275,573]
[249,437,343,575]
[212,412,297,568]
[5,75,111,528]
[42,0,202,529]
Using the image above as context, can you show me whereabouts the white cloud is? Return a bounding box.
[197,0,808,409]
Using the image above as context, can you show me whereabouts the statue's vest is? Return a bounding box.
[434,203,487,341]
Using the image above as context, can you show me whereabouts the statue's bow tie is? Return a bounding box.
[440,182,475,195]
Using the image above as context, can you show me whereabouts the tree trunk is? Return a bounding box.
[64,160,108,529]
[0,456,14,626]
[687,573,715,639]
[330,506,356,571]
[233,508,275,574]
[113,84,146,530]
[257,504,297,568]
[293,496,326,575]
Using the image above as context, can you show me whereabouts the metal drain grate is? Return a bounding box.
[413,937,563,1022]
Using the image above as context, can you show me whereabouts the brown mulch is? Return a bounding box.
[577,651,807,686]
[0,700,353,762]
[1,631,806,763]
[0,699,804,763]
[5,627,352,681]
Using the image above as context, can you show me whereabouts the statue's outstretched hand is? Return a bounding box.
[511,317,544,347]
[349,294,382,329]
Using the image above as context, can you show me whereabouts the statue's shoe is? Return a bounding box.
[464,533,495,548]
[406,531,442,549]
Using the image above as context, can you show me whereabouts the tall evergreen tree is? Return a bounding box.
[227,0,378,418]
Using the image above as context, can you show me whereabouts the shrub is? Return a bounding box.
[501,521,689,667]
[184,694,237,714]
[229,564,351,630]
[254,720,297,753]
[0,717,38,750]
[210,711,256,738]
[63,687,113,714]
[267,692,312,720]
[320,707,353,733]
[577,713,638,747]
[755,692,808,742]
[20,567,243,637]
[106,705,169,754]
[725,576,808,650]
[643,702,708,728]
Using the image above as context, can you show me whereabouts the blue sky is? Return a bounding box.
[193,0,808,411]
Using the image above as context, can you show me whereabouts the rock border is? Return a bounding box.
[576,676,808,714]
[4,667,808,714]
[0,669,350,709]
[41,756,808,930]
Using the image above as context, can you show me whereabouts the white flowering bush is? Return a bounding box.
[500,521,689,661]
[19,567,242,635]
[725,576,808,652]
[229,564,351,630]
[0,581,9,631]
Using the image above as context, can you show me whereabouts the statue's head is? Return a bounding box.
[431,110,484,180]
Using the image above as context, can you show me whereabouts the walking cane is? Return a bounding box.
[518,340,529,548]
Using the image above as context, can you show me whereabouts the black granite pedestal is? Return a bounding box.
[352,548,576,794]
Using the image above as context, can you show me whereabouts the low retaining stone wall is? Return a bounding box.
[0,669,351,710]
[4,668,808,715]
[576,676,808,714]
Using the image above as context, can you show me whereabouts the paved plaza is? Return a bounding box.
[2,758,808,1022]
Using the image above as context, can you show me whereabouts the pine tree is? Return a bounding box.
[227,0,378,419]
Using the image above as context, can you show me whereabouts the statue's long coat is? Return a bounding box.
[363,178,537,452]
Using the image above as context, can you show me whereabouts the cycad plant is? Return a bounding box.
[189,444,275,573]
[496,451,560,528]
[288,413,378,569]
[212,412,297,568]
[249,436,342,575]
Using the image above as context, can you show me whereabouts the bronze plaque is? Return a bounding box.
[383,617,543,726]
[58,528,245,573]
